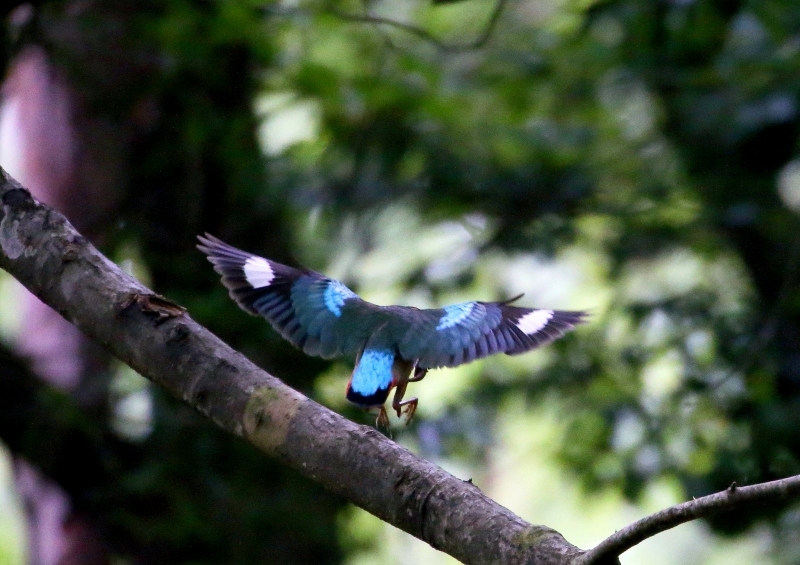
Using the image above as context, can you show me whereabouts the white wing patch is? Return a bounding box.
[516,309,553,335]
[243,256,275,288]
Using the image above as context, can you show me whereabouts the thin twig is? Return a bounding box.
[573,475,800,565]
[265,0,508,52]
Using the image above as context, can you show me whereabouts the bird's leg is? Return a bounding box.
[390,358,419,423]
[374,405,390,429]
[391,378,417,417]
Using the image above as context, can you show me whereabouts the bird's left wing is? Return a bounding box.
[393,300,586,369]
[198,234,380,359]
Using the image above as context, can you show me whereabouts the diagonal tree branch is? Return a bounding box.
[7,165,800,564]
[576,476,800,565]
[0,167,584,564]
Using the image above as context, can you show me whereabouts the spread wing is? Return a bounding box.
[393,300,587,369]
[198,234,382,359]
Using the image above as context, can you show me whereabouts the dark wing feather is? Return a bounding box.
[394,300,586,369]
[197,234,381,359]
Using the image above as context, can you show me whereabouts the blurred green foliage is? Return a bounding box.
[2,0,800,563]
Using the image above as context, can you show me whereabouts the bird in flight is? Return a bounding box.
[198,234,587,426]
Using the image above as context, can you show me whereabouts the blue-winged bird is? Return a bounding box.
[198,234,587,426]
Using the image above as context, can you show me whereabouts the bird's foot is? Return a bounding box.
[393,397,418,424]
[375,406,390,429]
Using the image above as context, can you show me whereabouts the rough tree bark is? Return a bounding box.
[0,168,585,564]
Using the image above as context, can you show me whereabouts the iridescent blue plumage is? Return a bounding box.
[324,280,357,317]
[198,234,587,425]
[351,349,394,395]
[437,302,476,330]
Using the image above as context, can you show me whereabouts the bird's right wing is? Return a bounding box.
[393,300,586,369]
[198,234,380,359]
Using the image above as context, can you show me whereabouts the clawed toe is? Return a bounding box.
[393,398,418,424]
